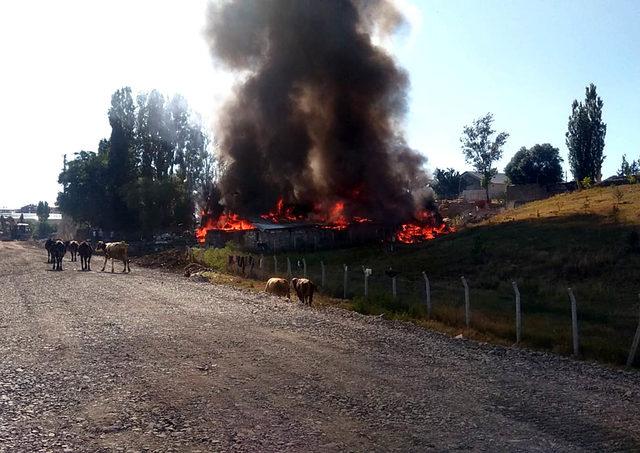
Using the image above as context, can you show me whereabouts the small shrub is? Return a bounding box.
[613,186,624,203]
[580,176,593,189]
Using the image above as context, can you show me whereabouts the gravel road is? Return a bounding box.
[1,241,640,452]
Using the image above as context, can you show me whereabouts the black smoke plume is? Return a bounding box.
[206,0,428,224]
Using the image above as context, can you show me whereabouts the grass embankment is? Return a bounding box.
[192,184,640,366]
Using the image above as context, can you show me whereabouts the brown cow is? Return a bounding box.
[265,278,290,299]
[291,278,316,305]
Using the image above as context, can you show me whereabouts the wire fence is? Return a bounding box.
[213,252,640,367]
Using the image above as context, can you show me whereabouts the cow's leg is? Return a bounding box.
[101,255,108,272]
[111,258,115,273]
[87,256,91,271]
[127,259,131,273]
[122,259,127,273]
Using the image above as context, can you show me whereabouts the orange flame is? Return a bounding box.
[196,212,255,244]
[195,201,451,245]
[260,198,305,223]
[395,210,454,244]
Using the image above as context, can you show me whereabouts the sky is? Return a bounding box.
[1,0,638,208]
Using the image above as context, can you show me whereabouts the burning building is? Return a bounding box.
[198,0,454,250]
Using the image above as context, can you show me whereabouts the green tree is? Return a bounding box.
[106,87,138,232]
[617,154,639,177]
[59,87,215,238]
[36,201,50,222]
[432,168,466,199]
[460,113,509,202]
[504,144,564,185]
[566,83,607,182]
[58,151,109,226]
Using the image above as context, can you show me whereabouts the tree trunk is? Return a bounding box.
[485,185,490,203]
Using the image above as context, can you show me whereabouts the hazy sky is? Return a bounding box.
[1,0,638,208]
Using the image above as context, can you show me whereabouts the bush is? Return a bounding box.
[32,221,56,239]
[580,176,593,189]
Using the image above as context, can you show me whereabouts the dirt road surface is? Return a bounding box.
[1,242,640,452]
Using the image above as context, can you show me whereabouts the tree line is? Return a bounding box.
[433,83,622,201]
[57,87,216,237]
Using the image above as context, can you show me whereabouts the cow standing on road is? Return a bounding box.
[291,278,316,305]
[96,241,131,273]
[51,240,66,271]
[65,240,79,262]
[45,238,55,263]
[78,241,93,271]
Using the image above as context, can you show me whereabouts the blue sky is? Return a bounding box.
[398,0,640,177]
[1,0,638,207]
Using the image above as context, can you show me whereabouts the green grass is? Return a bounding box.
[192,185,640,367]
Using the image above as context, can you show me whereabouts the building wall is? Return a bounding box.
[462,183,506,201]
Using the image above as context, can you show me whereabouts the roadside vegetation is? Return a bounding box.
[190,184,640,367]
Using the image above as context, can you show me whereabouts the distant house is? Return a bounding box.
[460,171,508,201]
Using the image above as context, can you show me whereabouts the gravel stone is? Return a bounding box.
[1,241,639,451]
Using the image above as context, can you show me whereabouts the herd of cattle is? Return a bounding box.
[43,239,317,304]
[44,239,131,273]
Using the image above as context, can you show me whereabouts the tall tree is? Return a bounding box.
[106,87,137,231]
[432,168,466,199]
[505,144,563,185]
[566,83,606,182]
[36,201,50,222]
[460,113,509,202]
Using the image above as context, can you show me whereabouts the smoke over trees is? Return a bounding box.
[57,87,215,236]
[205,0,429,224]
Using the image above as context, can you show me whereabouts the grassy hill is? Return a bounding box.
[194,184,640,366]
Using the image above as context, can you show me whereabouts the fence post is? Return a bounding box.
[343,264,348,299]
[512,281,521,343]
[461,276,470,328]
[392,276,397,298]
[568,288,579,357]
[286,257,292,279]
[320,261,326,288]
[422,272,431,318]
[302,258,307,277]
[273,255,278,275]
[363,267,371,298]
[627,294,640,367]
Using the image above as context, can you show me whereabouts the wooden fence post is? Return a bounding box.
[626,294,640,367]
[273,255,278,275]
[422,272,431,318]
[512,281,521,343]
[568,288,579,357]
[363,267,371,298]
[343,264,348,299]
[302,258,307,277]
[286,257,292,279]
[320,261,326,288]
[461,276,470,328]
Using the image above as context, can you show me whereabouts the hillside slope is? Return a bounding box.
[285,185,640,365]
